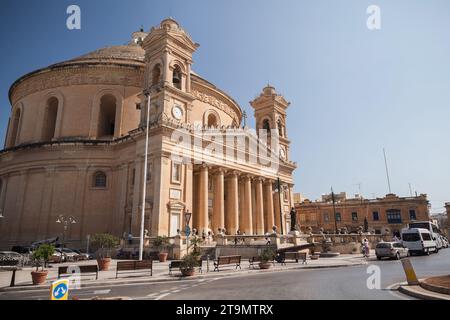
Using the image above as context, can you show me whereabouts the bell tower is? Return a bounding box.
[140,18,200,124]
[250,85,291,161]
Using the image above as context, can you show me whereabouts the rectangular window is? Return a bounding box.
[335,212,341,222]
[387,210,402,224]
[409,210,417,220]
[372,211,379,221]
[171,162,181,183]
[310,213,317,221]
[299,215,306,222]
[352,212,358,221]
[323,212,329,222]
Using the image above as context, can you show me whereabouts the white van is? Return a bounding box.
[401,228,437,255]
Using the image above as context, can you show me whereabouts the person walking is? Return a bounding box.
[362,238,370,258]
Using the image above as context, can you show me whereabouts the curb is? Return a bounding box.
[0,260,366,293]
[398,283,450,301]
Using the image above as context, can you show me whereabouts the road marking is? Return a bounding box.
[93,289,111,295]
[155,293,170,300]
[172,290,180,293]
[146,292,158,297]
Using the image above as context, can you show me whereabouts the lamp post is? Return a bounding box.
[184,210,192,255]
[274,178,284,235]
[56,215,77,260]
[331,187,338,234]
[139,90,151,261]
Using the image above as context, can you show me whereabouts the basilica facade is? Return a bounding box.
[0,19,297,249]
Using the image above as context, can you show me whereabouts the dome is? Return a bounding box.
[51,43,146,68]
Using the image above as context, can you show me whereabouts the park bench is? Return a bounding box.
[116,260,153,278]
[213,255,241,272]
[58,265,99,280]
[277,252,307,265]
[248,256,275,269]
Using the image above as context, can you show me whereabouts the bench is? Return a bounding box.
[213,255,241,272]
[248,256,275,269]
[58,265,99,280]
[169,259,203,275]
[116,260,153,278]
[277,252,307,265]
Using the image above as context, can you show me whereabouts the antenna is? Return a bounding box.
[383,148,392,194]
[408,183,413,197]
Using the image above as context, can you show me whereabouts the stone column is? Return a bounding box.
[241,175,253,235]
[254,178,264,235]
[212,169,225,233]
[225,171,239,234]
[198,164,209,234]
[264,180,274,233]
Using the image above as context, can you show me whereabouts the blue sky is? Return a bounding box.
[1,0,449,213]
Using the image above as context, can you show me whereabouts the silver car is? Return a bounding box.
[375,242,409,260]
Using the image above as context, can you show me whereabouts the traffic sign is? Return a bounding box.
[185,225,191,237]
[50,279,70,300]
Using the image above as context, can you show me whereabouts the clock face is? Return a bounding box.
[280,148,287,159]
[172,105,183,120]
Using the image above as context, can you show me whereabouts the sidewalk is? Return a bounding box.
[399,275,450,300]
[0,254,368,292]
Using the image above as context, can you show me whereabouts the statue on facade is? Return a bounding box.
[290,207,297,232]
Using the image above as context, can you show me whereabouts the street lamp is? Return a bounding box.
[184,210,192,254]
[56,215,77,260]
[139,89,152,261]
[274,178,284,235]
[331,187,338,234]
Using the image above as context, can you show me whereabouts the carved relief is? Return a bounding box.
[191,89,239,124]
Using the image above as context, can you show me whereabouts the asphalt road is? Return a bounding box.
[1,249,449,300]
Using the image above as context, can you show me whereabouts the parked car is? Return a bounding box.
[71,249,93,260]
[60,248,80,262]
[0,251,24,266]
[375,242,409,260]
[440,235,448,248]
[11,246,33,255]
[401,228,437,255]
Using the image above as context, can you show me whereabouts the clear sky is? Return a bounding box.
[1,0,449,213]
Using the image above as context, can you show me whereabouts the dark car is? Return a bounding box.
[11,246,33,255]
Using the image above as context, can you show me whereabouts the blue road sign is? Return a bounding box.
[185,225,191,237]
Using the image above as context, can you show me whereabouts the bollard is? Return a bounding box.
[401,258,419,285]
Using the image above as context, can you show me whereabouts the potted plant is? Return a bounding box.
[153,236,170,262]
[91,233,119,271]
[259,248,275,269]
[180,253,199,277]
[31,244,55,285]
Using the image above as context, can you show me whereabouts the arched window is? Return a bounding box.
[277,119,283,137]
[262,119,271,133]
[8,108,21,148]
[207,113,218,127]
[151,64,161,87]
[93,171,107,188]
[172,65,182,90]
[97,94,117,138]
[42,97,58,141]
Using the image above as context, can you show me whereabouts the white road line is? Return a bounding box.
[172,290,180,293]
[146,292,158,297]
[93,289,111,295]
[155,292,171,300]
[385,283,412,300]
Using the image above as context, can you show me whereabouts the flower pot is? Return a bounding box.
[97,257,111,271]
[158,252,168,262]
[31,270,48,285]
[181,268,195,277]
[259,262,272,270]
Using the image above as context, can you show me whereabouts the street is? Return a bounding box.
[1,249,449,300]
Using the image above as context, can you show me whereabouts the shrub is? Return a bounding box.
[260,248,276,263]
[32,244,55,271]
[91,233,119,258]
[153,236,170,252]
